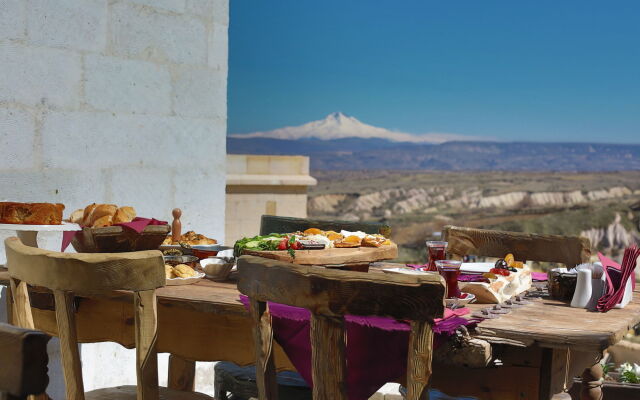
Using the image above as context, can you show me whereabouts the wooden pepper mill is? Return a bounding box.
[171,208,182,243]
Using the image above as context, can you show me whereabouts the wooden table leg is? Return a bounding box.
[540,348,603,400]
[580,363,603,400]
[168,355,196,391]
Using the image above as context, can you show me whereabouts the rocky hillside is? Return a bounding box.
[308,171,640,261]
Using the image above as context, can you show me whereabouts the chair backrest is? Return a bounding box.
[260,215,391,238]
[237,255,446,400]
[0,323,51,400]
[442,225,591,268]
[4,237,165,400]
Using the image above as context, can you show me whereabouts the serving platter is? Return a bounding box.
[166,272,206,286]
[242,242,398,266]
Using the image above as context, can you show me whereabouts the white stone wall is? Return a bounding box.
[1,0,228,397]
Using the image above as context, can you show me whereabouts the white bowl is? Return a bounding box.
[201,257,234,281]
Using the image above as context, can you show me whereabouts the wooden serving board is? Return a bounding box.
[242,243,398,265]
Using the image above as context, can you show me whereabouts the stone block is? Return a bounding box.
[129,0,186,13]
[0,0,25,40]
[208,22,228,71]
[185,0,213,17]
[110,2,207,65]
[84,54,171,114]
[226,155,247,174]
[174,169,226,241]
[41,111,225,170]
[246,156,270,174]
[212,0,229,26]
[173,66,226,118]
[0,108,35,169]
[108,168,173,219]
[27,0,107,52]
[0,168,109,211]
[0,42,81,108]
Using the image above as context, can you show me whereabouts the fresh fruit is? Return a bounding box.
[505,253,515,266]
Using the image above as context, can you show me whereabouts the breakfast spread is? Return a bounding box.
[233,228,392,258]
[0,202,65,225]
[461,254,532,303]
[68,203,137,228]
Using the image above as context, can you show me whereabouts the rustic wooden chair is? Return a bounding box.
[4,237,213,400]
[260,215,391,237]
[0,322,51,400]
[442,225,591,268]
[217,216,394,399]
[237,255,446,400]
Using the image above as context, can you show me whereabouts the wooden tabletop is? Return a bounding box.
[1,268,638,352]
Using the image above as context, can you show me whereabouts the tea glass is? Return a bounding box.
[426,241,448,272]
[435,259,462,298]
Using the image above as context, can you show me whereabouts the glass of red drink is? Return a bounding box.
[426,241,448,272]
[435,260,462,298]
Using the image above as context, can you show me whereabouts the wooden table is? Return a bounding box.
[2,269,639,399]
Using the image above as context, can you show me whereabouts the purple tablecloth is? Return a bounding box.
[239,295,480,400]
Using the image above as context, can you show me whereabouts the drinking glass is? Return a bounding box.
[426,241,448,272]
[435,260,462,298]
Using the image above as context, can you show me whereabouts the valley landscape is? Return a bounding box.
[230,113,640,265]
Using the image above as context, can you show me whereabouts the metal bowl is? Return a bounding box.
[163,255,200,269]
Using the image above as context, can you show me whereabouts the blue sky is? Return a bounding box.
[228,0,640,143]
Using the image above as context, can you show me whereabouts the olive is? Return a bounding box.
[495,259,508,269]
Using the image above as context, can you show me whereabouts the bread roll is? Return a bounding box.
[92,215,113,228]
[88,204,117,227]
[68,209,83,224]
[82,203,97,226]
[113,206,136,224]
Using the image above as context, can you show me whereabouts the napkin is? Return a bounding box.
[596,246,640,312]
[61,217,168,252]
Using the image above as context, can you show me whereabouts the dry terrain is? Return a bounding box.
[308,171,640,263]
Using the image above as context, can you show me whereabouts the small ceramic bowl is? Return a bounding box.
[445,292,476,308]
[201,257,234,281]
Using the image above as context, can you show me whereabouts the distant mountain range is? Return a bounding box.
[230,112,485,143]
[229,113,640,171]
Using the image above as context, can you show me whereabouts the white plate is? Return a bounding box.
[445,293,476,307]
[166,272,205,286]
[382,267,438,276]
[460,262,494,274]
[0,221,81,232]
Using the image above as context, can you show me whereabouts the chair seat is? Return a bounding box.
[86,385,214,400]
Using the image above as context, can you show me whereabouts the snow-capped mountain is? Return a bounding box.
[229,112,479,144]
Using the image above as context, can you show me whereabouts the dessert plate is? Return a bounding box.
[460,262,494,274]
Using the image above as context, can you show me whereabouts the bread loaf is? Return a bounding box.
[76,204,137,227]
[88,204,117,227]
[113,206,136,224]
[0,202,65,225]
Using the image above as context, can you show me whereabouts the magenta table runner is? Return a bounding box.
[239,295,480,400]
